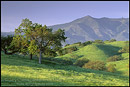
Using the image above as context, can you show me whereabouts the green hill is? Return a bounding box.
[56,43,122,62]
[1,50,129,86]
[56,41,129,77]
[1,41,129,86]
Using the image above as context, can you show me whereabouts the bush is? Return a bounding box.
[57,49,64,56]
[44,49,57,57]
[74,58,89,67]
[109,39,116,42]
[82,41,93,46]
[118,46,129,53]
[74,42,82,45]
[62,46,78,54]
[94,40,104,44]
[65,44,70,47]
[83,61,106,71]
[107,64,116,73]
[61,58,73,65]
[107,55,123,62]
[70,54,79,59]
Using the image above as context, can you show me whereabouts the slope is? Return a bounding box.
[1,51,129,86]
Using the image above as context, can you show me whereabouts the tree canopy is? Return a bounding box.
[11,18,67,63]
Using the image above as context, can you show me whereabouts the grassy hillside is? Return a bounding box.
[1,51,129,86]
[57,41,128,62]
[56,41,129,77]
[106,53,129,76]
[56,44,120,62]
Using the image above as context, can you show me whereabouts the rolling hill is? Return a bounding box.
[1,51,129,86]
[1,41,129,86]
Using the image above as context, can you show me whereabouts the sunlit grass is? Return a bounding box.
[1,50,129,86]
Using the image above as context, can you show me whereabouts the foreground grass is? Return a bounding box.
[1,52,129,86]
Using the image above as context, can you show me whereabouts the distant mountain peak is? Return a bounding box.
[85,15,93,18]
[2,16,129,45]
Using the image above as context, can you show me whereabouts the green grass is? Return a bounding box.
[1,51,129,86]
[56,44,121,62]
[106,53,129,76]
[105,41,129,48]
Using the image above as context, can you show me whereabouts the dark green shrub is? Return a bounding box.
[74,58,89,67]
[61,58,73,65]
[70,54,79,59]
[57,49,64,56]
[65,44,70,47]
[82,41,93,46]
[118,46,129,53]
[107,55,123,62]
[74,42,81,45]
[44,49,57,57]
[62,46,78,54]
[109,39,116,42]
[107,64,116,73]
[83,61,106,71]
[94,40,104,44]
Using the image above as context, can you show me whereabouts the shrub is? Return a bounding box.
[109,39,116,42]
[82,41,93,46]
[83,61,106,71]
[65,44,70,47]
[61,58,73,65]
[57,49,64,56]
[70,54,79,59]
[107,55,123,62]
[107,64,116,73]
[94,40,104,44]
[62,46,78,54]
[74,58,89,67]
[74,42,81,45]
[118,46,129,53]
[44,49,57,57]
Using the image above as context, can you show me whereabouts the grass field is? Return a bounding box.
[1,41,129,86]
[56,41,128,62]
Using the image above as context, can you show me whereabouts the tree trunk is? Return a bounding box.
[39,50,42,64]
[30,54,32,60]
[4,49,7,54]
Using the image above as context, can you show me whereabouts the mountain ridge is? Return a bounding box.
[48,16,129,44]
[1,16,129,44]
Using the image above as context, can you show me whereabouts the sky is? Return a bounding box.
[1,1,129,32]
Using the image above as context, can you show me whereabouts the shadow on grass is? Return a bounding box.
[96,44,122,57]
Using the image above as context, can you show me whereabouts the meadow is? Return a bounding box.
[1,41,129,86]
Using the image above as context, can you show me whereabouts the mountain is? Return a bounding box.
[1,32,14,37]
[1,16,129,44]
[48,16,129,44]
